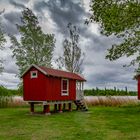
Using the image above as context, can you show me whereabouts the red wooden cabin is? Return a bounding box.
[135,74,140,99]
[21,64,87,114]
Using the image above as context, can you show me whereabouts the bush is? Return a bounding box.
[0,86,23,108]
[0,86,22,96]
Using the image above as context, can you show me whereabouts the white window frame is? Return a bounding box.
[61,79,69,96]
[30,71,38,78]
[76,81,84,91]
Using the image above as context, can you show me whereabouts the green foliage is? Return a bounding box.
[10,8,55,77]
[0,27,6,49]
[0,96,10,108]
[84,87,137,96]
[56,23,84,73]
[0,86,20,108]
[17,82,23,96]
[0,86,20,96]
[89,0,140,71]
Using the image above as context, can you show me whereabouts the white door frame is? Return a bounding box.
[76,81,84,100]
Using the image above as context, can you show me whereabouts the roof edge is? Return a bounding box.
[21,64,47,78]
[21,65,86,81]
[76,73,86,81]
[134,73,140,80]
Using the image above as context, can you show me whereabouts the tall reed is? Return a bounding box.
[85,96,139,107]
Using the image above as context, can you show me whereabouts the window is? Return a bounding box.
[76,82,81,90]
[76,82,83,91]
[31,71,38,78]
[61,79,69,96]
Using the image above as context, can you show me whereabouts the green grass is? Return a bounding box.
[0,106,140,140]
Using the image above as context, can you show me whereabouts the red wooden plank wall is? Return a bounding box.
[138,80,140,100]
[23,67,76,101]
[46,76,76,101]
[23,67,47,101]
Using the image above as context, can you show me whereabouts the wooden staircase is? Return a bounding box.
[74,100,88,111]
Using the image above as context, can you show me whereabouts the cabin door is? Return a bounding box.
[76,81,84,100]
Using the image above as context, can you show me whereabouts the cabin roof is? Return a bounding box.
[134,73,140,80]
[21,64,86,81]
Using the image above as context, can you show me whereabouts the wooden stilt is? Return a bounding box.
[68,103,72,111]
[63,103,66,111]
[58,104,63,113]
[30,102,34,114]
[43,105,51,115]
[46,105,50,114]
[43,105,47,113]
[54,104,57,112]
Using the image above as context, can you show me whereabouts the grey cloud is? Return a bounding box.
[4,12,21,24]
[34,0,121,53]
[34,0,88,34]
[34,1,47,13]
[9,0,26,9]
[0,72,19,89]
[1,46,18,75]
[4,59,18,75]
[33,0,118,54]
[79,24,122,53]
[85,65,136,90]
[2,11,22,35]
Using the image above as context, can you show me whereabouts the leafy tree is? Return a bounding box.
[89,0,140,72]
[0,27,5,48]
[56,23,84,73]
[10,8,55,76]
[0,10,6,73]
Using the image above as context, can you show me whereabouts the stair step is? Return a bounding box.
[74,100,88,111]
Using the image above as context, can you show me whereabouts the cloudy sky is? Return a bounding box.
[0,0,137,91]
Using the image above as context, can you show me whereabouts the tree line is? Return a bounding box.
[0,85,137,96]
[84,87,137,96]
[0,86,21,96]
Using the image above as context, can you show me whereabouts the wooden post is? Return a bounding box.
[43,105,47,113]
[68,103,72,111]
[58,104,63,113]
[63,103,66,111]
[46,105,50,114]
[30,102,34,114]
[43,105,50,115]
[54,104,57,112]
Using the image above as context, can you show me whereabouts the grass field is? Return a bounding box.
[0,105,140,140]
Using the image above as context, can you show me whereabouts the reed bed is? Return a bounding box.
[0,96,139,108]
[9,96,27,107]
[0,96,27,108]
[85,96,140,106]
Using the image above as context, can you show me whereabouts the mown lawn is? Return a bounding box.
[0,105,140,140]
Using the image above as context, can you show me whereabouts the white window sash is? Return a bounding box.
[30,71,38,78]
[61,79,69,96]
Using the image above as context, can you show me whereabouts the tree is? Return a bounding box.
[10,8,55,76]
[0,10,6,73]
[89,0,140,72]
[56,23,84,73]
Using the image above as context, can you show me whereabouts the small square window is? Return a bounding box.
[31,71,38,78]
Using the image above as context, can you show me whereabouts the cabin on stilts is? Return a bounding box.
[135,73,140,100]
[21,64,87,115]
